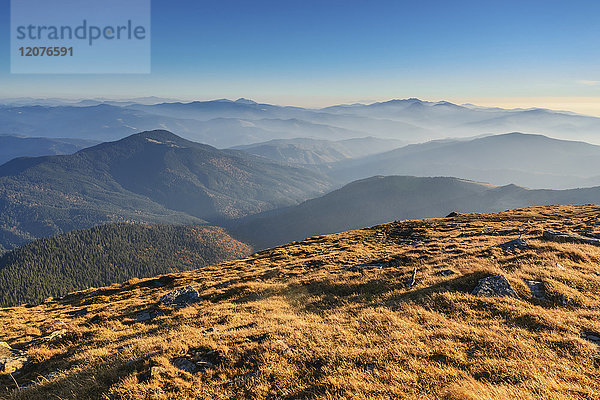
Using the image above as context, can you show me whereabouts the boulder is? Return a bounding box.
[497,238,528,251]
[445,212,462,218]
[0,342,30,374]
[136,310,157,322]
[159,286,200,308]
[171,357,199,373]
[472,275,518,298]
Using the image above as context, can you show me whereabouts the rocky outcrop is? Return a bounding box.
[543,230,600,246]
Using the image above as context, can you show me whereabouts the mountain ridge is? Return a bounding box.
[0,130,332,249]
[232,175,600,249]
[331,132,600,189]
[6,98,600,146]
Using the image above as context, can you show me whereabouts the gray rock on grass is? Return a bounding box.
[524,280,546,300]
[160,286,201,308]
[497,238,529,252]
[472,275,518,298]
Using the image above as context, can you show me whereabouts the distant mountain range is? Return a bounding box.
[0,96,179,107]
[4,98,600,147]
[0,135,98,166]
[0,130,332,250]
[329,133,600,189]
[231,137,406,165]
[232,175,600,249]
[3,130,600,252]
[3,97,600,252]
[5,132,600,191]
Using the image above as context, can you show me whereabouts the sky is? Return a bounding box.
[1,0,600,114]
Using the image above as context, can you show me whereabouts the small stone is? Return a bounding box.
[136,311,156,322]
[348,263,388,272]
[126,357,143,367]
[583,332,600,344]
[44,329,67,341]
[150,366,167,378]
[364,363,378,371]
[236,372,257,382]
[437,269,456,276]
[44,370,61,380]
[29,329,67,346]
[160,286,201,308]
[472,275,518,298]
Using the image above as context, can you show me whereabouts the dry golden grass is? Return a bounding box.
[1,205,600,399]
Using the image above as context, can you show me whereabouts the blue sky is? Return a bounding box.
[1,0,600,112]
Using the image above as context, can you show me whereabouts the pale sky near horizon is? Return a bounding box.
[1,0,600,116]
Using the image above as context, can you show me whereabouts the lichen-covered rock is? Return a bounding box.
[472,275,518,298]
[159,286,200,308]
[150,366,167,378]
[0,342,30,374]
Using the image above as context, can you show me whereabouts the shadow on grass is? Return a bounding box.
[285,271,491,315]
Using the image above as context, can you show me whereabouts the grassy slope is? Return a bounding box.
[1,205,600,399]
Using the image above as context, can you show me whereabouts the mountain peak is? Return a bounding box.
[235,98,258,105]
[126,130,194,147]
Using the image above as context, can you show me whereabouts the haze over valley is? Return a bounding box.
[3,98,600,256]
